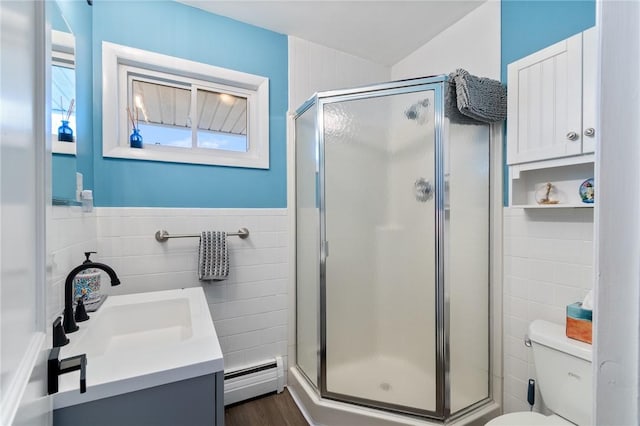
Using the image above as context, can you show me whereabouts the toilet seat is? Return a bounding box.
[486,412,574,426]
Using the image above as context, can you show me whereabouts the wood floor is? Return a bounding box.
[224,389,309,426]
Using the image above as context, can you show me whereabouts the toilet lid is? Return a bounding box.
[486,412,574,426]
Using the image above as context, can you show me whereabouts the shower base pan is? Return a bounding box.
[288,367,499,426]
[326,354,436,412]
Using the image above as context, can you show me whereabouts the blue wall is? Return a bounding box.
[57,1,594,208]
[501,0,596,82]
[51,3,69,33]
[52,155,76,201]
[91,1,288,208]
[501,0,596,204]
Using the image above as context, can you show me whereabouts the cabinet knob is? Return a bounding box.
[584,128,596,137]
[566,131,579,141]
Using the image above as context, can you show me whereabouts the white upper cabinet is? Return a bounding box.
[581,27,597,154]
[507,27,597,165]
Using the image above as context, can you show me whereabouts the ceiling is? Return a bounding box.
[178,1,486,66]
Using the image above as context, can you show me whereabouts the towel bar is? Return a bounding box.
[155,228,249,242]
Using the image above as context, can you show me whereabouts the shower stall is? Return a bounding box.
[293,76,494,422]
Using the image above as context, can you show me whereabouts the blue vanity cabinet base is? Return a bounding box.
[53,372,224,426]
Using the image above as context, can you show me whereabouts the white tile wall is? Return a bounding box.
[503,207,594,413]
[288,36,390,110]
[48,206,98,323]
[48,206,289,373]
[94,207,289,372]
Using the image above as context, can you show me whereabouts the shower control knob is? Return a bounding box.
[566,131,579,141]
[414,178,433,202]
[584,127,596,137]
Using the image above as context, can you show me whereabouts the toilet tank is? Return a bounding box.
[529,320,592,426]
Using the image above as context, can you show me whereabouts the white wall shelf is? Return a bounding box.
[511,203,594,209]
[509,160,594,208]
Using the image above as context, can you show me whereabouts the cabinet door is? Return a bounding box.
[582,27,597,154]
[507,33,583,164]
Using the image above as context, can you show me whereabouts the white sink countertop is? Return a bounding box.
[54,287,223,409]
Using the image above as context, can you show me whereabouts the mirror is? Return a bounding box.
[51,29,76,155]
[50,0,78,203]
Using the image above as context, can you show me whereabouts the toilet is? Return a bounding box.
[488,320,592,425]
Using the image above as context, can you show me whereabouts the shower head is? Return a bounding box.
[405,98,430,123]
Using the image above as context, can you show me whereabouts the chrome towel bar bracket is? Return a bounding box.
[155,227,250,242]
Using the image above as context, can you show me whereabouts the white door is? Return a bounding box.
[507,32,583,164]
[1,1,52,425]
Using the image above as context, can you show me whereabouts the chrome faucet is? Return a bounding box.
[63,259,120,333]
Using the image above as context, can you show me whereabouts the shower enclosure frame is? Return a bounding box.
[293,75,494,422]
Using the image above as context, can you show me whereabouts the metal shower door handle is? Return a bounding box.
[414,178,433,202]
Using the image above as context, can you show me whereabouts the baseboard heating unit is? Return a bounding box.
[224,356,285,405]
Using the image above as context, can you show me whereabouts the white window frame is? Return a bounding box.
[102,41,270,169]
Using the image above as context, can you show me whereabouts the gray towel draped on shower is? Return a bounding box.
[198,231,230,281]
[447,68,507,124]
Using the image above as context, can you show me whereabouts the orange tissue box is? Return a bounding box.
[566,302,592,344]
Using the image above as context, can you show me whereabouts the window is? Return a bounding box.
[102,42,269,169]
[127,74,248,151]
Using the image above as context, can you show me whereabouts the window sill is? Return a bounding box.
[103,145,269,169]
[52,138,76,155]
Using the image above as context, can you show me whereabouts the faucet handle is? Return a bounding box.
[53,317,69,347]
[74,297,90,322]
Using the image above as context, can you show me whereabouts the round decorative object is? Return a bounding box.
[579,178,595,204]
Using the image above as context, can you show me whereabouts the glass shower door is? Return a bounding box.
[321,87,441,415]
[296,102,320,386]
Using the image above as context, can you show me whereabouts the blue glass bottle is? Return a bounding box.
[57,120,74,142]
[130,128,143,149]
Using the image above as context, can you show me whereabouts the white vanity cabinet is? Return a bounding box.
[507,27,597,165]
[507,27,597,208]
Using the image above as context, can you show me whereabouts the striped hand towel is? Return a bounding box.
[198,231,229,281]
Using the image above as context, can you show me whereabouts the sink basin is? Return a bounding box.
[76,298,193,357]
[54,288,223,409]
